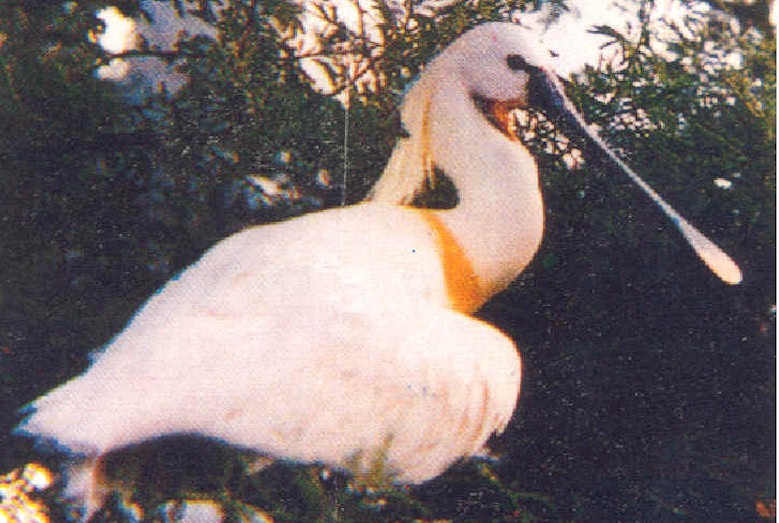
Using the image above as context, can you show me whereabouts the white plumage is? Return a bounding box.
[17,20,741,520]
[21,24,539,518]
[26,205,523,469]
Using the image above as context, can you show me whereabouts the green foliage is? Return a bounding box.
[0,0,153,398]
[0,0,774,521]
[495,4,775,521]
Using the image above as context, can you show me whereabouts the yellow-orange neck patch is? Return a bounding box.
[417,210,490,314]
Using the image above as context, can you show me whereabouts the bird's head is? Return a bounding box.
[438,22,548,110]
[369,22,553,204]
[431,22,556,142]
[371,22,742,285]
[432,22,590,148]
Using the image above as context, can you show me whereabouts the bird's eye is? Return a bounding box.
[506,54,528,71]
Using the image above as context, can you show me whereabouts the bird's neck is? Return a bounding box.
[431,82,544,298]
[370,74,545,300]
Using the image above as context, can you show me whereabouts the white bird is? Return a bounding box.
[16,22,742,521]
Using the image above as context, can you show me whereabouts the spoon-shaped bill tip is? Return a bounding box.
[678,218,743,285]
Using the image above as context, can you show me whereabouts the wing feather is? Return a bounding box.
[18,202,520,486]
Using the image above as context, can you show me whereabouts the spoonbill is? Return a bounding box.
[16,21,741,520]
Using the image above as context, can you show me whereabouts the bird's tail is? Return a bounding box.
[17,386,141,521]
[366,69,436,205]
[15,379,106,455]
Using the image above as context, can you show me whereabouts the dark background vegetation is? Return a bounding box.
[0,0,774,521]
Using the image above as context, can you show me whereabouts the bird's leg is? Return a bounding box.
[61,456,109,522]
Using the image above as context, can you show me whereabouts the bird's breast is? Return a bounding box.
[416,209,491,314]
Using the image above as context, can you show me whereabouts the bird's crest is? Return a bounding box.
[366,71,437,204]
